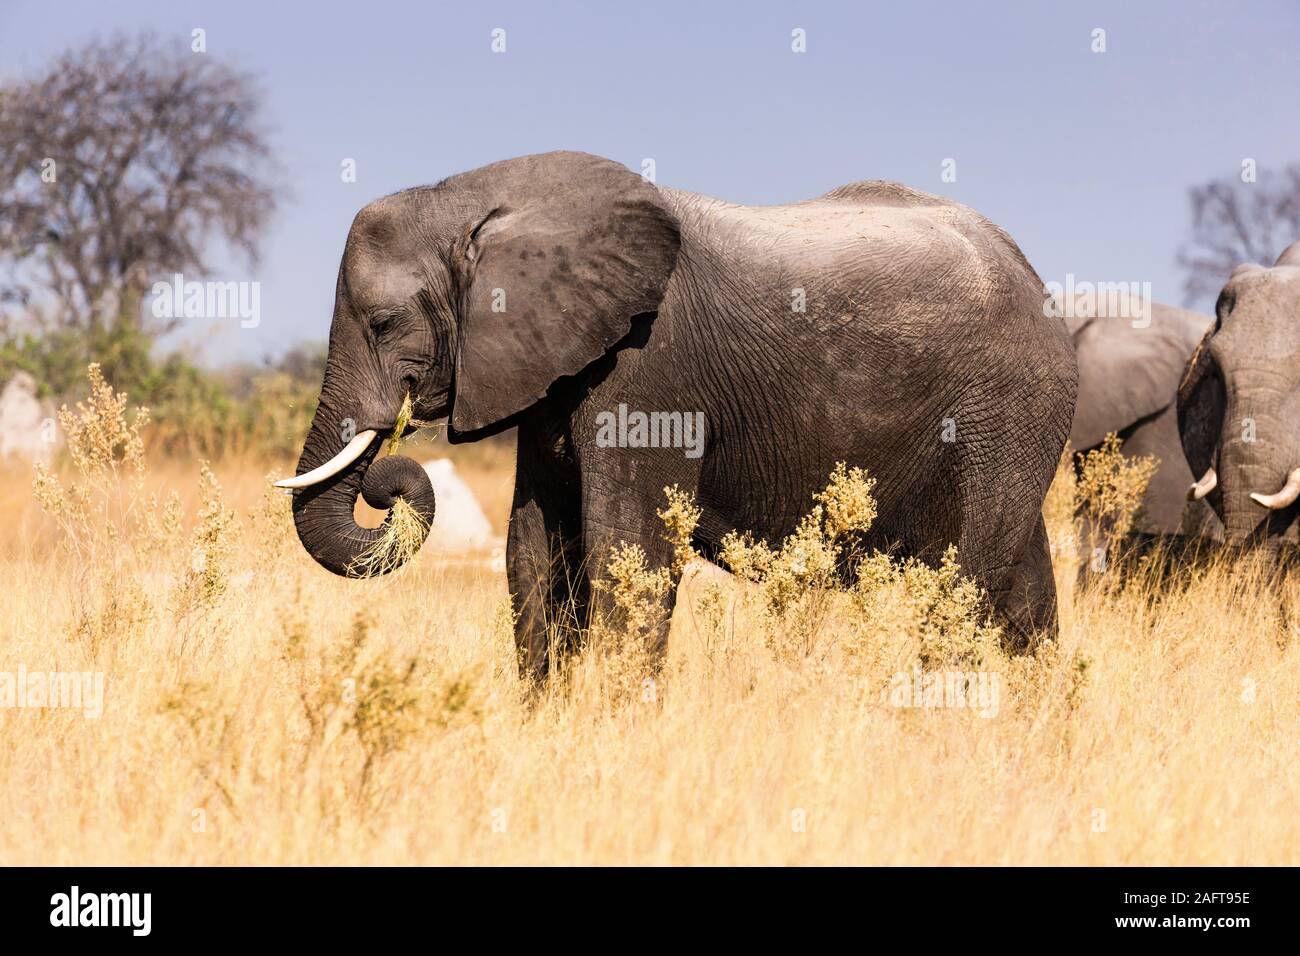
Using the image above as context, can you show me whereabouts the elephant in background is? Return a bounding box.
[277,151,1078,682]
[1178,241,1300,550]
[1067,297,1221,542]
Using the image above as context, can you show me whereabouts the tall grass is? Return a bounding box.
[0,370,1294,865]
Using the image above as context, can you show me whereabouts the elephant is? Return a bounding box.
[276,151,1078,681]
[1178,241,1300,550]
[1066,296,1221,542]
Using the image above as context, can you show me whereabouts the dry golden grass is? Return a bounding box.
[0,380,1295,865]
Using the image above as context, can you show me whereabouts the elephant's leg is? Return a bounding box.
[993,514,1058,648]
[506,459,584,685]
[953,429,1060,647]
[581,490,681,665]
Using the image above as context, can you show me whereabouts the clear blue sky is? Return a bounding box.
[2,0,1297,364]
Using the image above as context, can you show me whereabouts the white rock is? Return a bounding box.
[421,458,496,552]
[0,372,58,465]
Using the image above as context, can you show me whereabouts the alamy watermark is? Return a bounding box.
[594,404,706,459]
[886,666,1001,718]
[150,272,261,328]
[0,665,105,719]
[50,886,150,936]
[1044,275,1153,328]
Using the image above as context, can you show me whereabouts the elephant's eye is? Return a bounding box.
[369,309,403,334]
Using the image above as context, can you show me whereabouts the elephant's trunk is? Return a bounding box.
[1216,387,1299,548]
[287,407,435,577]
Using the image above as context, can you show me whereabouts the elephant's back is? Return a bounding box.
[661,185,1047,317]
[662,184,970,257]
[657,184,1075,445]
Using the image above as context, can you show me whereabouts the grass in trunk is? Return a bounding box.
[346,497,429,578]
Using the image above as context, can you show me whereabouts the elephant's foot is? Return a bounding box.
[993,516,1058,650]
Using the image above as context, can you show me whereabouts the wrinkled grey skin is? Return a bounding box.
[1068,301,1220,538]
[286,151,1078,681]
[1178,242,1300,549]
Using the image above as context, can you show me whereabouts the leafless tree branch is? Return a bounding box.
[1177,163,1300,305]
[0,33,278,335]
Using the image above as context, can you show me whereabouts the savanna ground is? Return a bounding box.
[0,369,1295,866]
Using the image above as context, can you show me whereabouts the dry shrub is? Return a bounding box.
[717,463,877,657]
[573,485,704,706]
[658,484,702,577]
[172,462,239,616]
[1076,432,1158,550]
[32,362,149,571]
[274,603,486,809]
[158,678,244,820]
[31,366,248,662]
[849,546,1002,669]
[1041,434,1159,588]
[1076,433,1157,529]
[706,466,1010,704]
[247,471,296,575]
[587,543,672,705]
[594,465,1001,697]
[32,364,155,656]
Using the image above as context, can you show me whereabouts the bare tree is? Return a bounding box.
[0,33,277,335]
[1178,163,1300,305]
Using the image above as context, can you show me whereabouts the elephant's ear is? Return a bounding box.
[450,152,681,434]
[1068,304,1211,451]
[1176,326,1226,482]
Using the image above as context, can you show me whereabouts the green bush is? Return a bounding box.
[0,323,325,461]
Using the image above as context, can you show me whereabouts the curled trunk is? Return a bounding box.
[289,410,435,577]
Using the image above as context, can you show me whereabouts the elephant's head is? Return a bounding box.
[278,151,681,576]
[1178,240,1300,548]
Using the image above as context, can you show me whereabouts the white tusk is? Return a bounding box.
[1187,468,1217,501]
[274,430,377,489]
[1249,468,1300,510]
